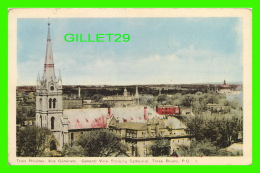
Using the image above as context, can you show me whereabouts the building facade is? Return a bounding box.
[156,105,180,116]
[218,80,232,94]
[102,86,140,107]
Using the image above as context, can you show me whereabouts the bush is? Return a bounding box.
[77,129,127,157]
[16,126,51,157]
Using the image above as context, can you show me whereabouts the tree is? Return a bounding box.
[177,140,237,157]
[61,145,85,157]
[177,140,219,157]
[150,139,170,156]
[181,113,243,148]
[16,126,51,157]
[77,129,127,157]
[100,103,110,108]
[157,95,167,104]
[92,94,103,102]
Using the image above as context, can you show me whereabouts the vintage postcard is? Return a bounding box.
[8,8,252,165]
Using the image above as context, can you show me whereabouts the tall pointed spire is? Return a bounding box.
[43,21,55,82]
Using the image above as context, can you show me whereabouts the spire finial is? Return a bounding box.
[47,18,51,42]
[48,17,50,28]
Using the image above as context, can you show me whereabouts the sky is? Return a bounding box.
[17,18,243,85]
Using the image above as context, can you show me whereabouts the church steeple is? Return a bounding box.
[36,21,66,151]
[43,22,55,82]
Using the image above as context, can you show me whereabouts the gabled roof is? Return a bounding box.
[117,122,147,130]
[64,109,107,130]
[64,106,160,130]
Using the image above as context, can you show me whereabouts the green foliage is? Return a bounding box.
[16,126,51,157]
[77,129,127,157]
[61,145,85,157]
[91,94,103,102]
[157,95,167,104]
[16,103,36,125]
[182,113,243,148]
[177,140,235,157]
[150,139,170,156]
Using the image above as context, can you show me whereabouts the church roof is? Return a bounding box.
[64,106,160,130]
[64,109,107,130]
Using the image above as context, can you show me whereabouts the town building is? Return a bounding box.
[218,80,232,94]
[206,103,229,113]
[109,117,192,156]
[35,23,193,156]
[102,86,140,107]
[63,99,83,109]
[156,105,180,116]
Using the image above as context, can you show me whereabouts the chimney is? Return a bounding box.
[78,86,81,98]
[176,106,180,115]
[144,107,148,120]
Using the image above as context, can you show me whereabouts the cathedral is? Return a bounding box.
[35,23,192,156]
[35,23,68,151]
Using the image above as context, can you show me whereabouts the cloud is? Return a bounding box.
[17,18,243,85]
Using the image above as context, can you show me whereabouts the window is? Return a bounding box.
[160,131,163,136]
[40,115,42,127]
[71,133,74,147]
[49,98,52,108]
[39,98,42,108]
[53,98,56,108]
[51,117,55,129]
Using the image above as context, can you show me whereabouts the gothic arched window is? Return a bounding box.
[49,98,52,108]
[39,98,42,109]
[53,98,56,108]
[51,117,55,129]
[40,115,42,127]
